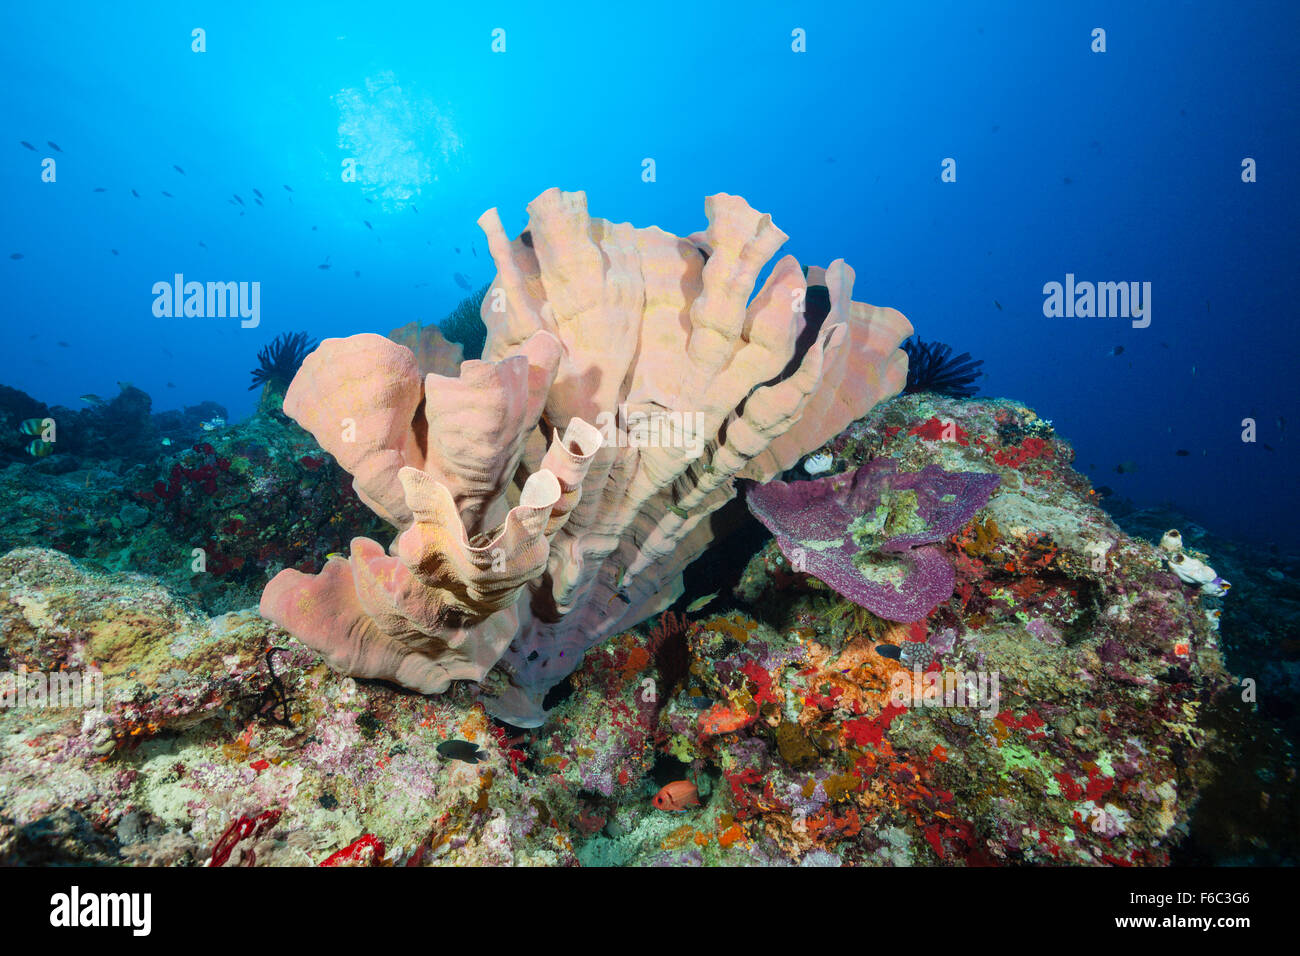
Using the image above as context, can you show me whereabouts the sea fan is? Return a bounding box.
[249,331,319,391]
[902,337,984,398]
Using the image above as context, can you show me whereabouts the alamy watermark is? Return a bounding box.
[0,665,104,711]
[888,667,1000,719]
[151,274,260,328]
[593,405,707,460]
[1042,274,1151,328]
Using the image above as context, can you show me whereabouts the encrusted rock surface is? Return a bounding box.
[0,394,1270,865]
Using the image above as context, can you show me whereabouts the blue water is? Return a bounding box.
[2,1,1296,544]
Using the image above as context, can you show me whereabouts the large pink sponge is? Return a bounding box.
[260,188,914,726]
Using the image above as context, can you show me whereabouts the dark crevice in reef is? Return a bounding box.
[541,673,576,711]
[675,495,769,613]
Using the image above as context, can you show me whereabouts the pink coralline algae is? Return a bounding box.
[746,460,1000,622]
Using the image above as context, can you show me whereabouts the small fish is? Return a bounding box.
[1107,345,1125,357]
[173,164,185,174]
[166,381,175,388]
[233,194,245,206]
[365,197,374,204]
[454,272,472,290]
[667,503,689,520]
[199,417,225,431]
[1095,485,1114,497]
[47,141,62,152]
[110,249,118,256]
[161,191,173,198]
[19,418,48,436]
[803,452,834,475]
[1063,176,1072,185]
[1175,449,1190,457]
[20,141,35,150]
[9,253,22,260]
[253,198,263,207]
[325,552,346,560]
[311,225,318,231]
[160,437,172,446]
[353,270,360,278]
[1263,444,1275,452]
[1115,461,1137,474]
[56,340,69,347]
[131,189,140,198]
[364,220,372,230]
[26,439,54,458]
[454,246,461,254]
[318,263,331,270]
[198,240,207,249]
[411,205,418,214]
[685,592,719,614]
[1190,365,1197,376]
[472,244,477,257]
[875,643,902,660]
[252,188,263,199]
[283,184,293,192]
[652,781,700,812]
[437,739,488,764]
[994,299,1002,311]
[80,394,106,406]
[1278,416,1286,432]
[93,187,106,192]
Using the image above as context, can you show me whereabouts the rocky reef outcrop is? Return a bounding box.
[1,393,1275,866]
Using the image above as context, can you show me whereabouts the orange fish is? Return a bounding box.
[653,780,701,812]
[698,702,754,737]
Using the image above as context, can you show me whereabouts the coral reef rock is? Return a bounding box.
[699,394,1239,865]
[0,548,579,866]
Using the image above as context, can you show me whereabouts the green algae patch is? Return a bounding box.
[849,488,926,549]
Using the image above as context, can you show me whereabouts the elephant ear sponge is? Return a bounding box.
[260,188,915,726]
[747,460,1000,623]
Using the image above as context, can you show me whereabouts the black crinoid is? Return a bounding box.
[249,331,319,392]
[438,283,490,360]
[901,337,985,398]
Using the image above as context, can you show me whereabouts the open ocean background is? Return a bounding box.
[2,0,1296,545]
